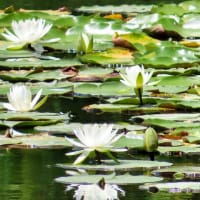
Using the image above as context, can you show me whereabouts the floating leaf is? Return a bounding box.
[55,173,162,185]
[140,182,200,193]
[0,134,71,148]
[76,4,152,14]
[134,42,200,68]
[83,103,174,114]
[79,47,134,65]
[158,145,200,155]
[0,112,69,128]
[57,159,172,171]
[113,32,159,50]
[152,166,200,180]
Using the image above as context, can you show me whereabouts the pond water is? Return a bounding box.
[0,98,200,200]
[0,144,199,200]
[0,0,200,200]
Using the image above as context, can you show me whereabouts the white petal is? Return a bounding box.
[74,150,91,165]
[66,150,84,156]
[31,89,42,109]
[2,103,16,111]
[65,137,86,148]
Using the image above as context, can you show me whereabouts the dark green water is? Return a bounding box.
[0,148,199,200]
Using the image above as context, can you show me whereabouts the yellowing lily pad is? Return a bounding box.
[79,47,134,65]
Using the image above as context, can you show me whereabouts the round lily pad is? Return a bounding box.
[140,182,200,193]
[152,166,200,179]
[55,173,163,185]
[57,159,172,171]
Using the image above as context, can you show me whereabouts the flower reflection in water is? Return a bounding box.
[66,178,125,200]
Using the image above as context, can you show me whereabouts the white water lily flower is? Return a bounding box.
[3,84,44,112]
[120,65,153,89]
[120,65,153,105]
[67,182,125,200]
[2,18,55,44]
[66,124,126,165]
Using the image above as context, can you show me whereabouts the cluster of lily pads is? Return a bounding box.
[0,0,200,199]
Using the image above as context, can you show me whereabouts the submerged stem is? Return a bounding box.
[138,88,143,106]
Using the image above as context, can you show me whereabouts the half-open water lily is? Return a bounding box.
[66,123,126,165]
[3,84,47,112]
[120,65,153,105]
[77,32,93,54]
[2,18,58,46]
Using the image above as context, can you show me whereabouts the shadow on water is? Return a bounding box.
[38,96,128,123]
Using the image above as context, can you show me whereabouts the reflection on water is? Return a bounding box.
[66,181,125,199]
[0,149,199,200]
[0,149,67,200]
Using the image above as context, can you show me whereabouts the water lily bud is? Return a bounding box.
[77,32,93,54]
[144,127,158,152]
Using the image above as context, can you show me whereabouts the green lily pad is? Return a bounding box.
[151,3,185,16]
[35,122,146,135]
[55,173,162,185]
[131,113,200,121]
[131,113,200,129]
[76,4,152,14]
[0,81,73,96]
[158,145,200,155]
[0,134,71,148]
[134,41,200,68]
[152,166,200,179]
[140,182,200,193]
[74,81,133,97]
[0,112,69,128]
[0,69,73,82]
[83,103,174,114]
[57,159,172,171]
[0,58,82,69]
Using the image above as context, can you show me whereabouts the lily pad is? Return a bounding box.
[152,166,200,179]
[0,112,69,128]
[55,173,162,185]
[140,182,200,193]
[79,47,134,65]
[113,32,159,51]
[134,41,200,68]
[76,4,152,14]
[158,145,200,155]
[0,58,82,69]
[83,103,174,114]
[57,159,172,171]
[0,134,71,148]
[35,122,146,135]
